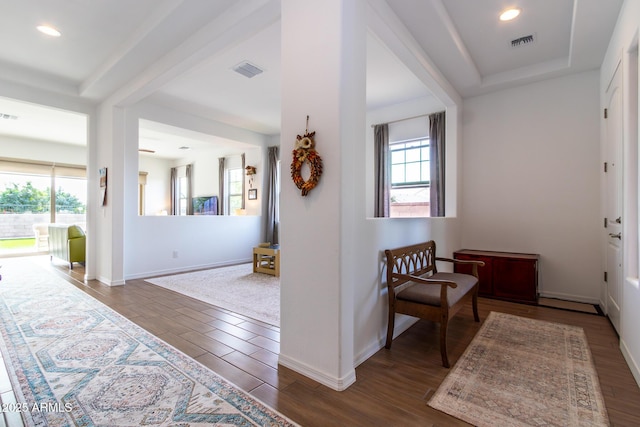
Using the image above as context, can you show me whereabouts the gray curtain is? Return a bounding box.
[264,146,279,244]
[429,111,445,217]
[185,164,193,215]
[170,167,178,215]
[241,153,246,210]
[374,124,390,217]
[218,157,225,215]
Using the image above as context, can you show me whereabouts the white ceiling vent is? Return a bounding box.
[0,113,18,120]
[233,61,264,78]
[510,34,536,48]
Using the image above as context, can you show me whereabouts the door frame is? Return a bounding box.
[603,59,623,333]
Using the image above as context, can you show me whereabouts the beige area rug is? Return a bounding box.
[428,312,610,427]
[146,263,280,326]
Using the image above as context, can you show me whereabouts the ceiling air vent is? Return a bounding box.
[233,61,264,78]
[511,34,535,48]
[0,113,18,120]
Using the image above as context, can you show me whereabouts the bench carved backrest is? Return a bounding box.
[385,241,437,290]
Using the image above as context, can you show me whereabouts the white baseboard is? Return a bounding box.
[124,258,252,281]
[96,275,125,286]
[620,338,640,388]
[278,353,356,391]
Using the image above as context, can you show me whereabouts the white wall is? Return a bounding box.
[0,136,86,166]
[461,70,602,303]
[125,214,263,279]
[601,0,640,386]
[139,155,171,215]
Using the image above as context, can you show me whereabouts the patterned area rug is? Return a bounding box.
[146,263,280,326]
[428,312,610,427]
[0,258,297,426]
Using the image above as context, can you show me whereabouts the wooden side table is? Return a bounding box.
[253,245,280,277]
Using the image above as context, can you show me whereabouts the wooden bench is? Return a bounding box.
[384,241,484,367]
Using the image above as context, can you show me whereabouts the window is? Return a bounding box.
[54,176,87,215]
[390,138,430,217]
[0,161,86,255]
[178,176,188,215]
[227,168,243,215]
[373,111,447,218]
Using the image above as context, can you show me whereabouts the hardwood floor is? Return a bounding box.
[14,257,640,426]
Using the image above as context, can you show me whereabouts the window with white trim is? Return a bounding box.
[390,137,430,217]
[227,167,243,215]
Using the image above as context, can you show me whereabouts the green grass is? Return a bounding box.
[0,238,36,250]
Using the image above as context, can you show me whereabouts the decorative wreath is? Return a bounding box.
[291,130,323,196]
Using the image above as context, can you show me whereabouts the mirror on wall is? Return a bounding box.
[137,119,262,216]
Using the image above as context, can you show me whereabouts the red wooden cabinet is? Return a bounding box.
[453,249,539,304]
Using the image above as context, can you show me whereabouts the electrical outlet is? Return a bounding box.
[172,251,178,259]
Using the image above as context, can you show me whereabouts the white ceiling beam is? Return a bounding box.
[108,0,280,108]
[79,0,184,98]
[367,0,461,107]
[431,0,481,86]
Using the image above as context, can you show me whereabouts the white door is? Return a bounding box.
[605,63,623,334]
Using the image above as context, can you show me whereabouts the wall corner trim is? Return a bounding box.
[277,354,357,392]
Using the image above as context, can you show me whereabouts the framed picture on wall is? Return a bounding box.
[248,189,257,200]
[99,167,108,206]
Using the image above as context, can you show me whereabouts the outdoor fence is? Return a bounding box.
[0,213,86,239]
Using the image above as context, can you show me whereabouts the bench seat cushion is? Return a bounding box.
[396,272,478,307]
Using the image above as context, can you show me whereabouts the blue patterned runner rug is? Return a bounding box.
[0,258,299,426]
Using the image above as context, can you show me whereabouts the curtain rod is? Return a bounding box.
[370,111,444,128]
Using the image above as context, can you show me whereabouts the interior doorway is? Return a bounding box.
[625,40,639,282]
[0,97,89,262]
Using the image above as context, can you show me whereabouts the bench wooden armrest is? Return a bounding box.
[436,257,484,277]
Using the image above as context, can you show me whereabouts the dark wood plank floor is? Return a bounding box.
[20,257,640,426]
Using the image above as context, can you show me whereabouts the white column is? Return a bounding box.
[279,0,366,390]
[93,103,126,286]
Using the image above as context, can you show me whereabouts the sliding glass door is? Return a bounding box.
[0,161,86,256]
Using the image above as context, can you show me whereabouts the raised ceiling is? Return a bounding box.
[0,0,624,156]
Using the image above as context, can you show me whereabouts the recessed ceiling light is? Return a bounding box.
[37,25,61,37]
[499,8,521,21]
